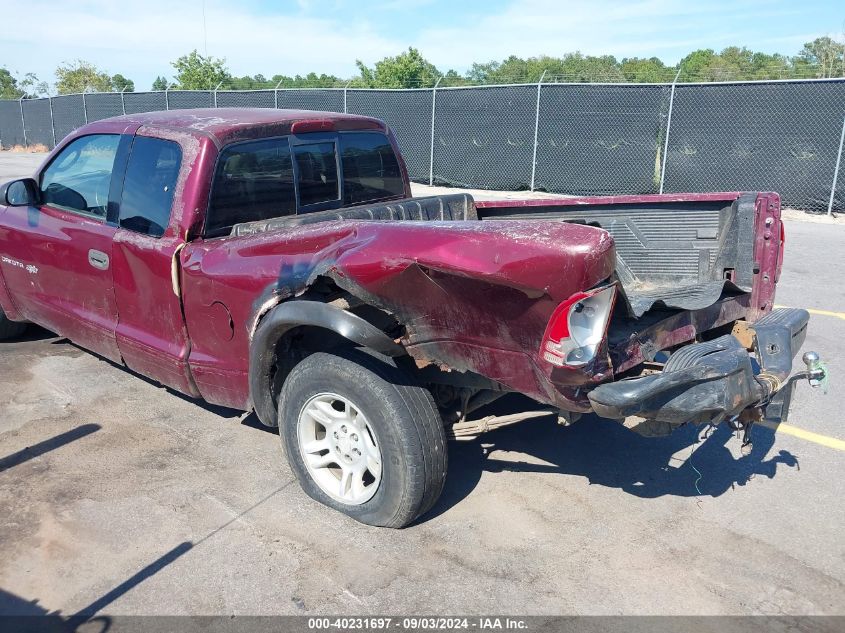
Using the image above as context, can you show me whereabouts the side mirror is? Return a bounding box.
[1,178,40,207]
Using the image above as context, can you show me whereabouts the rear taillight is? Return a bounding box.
[540,285,617,368]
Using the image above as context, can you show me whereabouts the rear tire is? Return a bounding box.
[277,349,447,528]
[0,307,27,340]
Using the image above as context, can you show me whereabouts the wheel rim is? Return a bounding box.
[296,392,382,505]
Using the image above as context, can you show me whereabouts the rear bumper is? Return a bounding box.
[587,308,810,425]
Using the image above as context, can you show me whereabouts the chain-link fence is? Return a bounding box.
[662,80,845,212]
[432,84,536,190]
[1,80,844,213]
[347,89,432,182]
[536,83,672,196]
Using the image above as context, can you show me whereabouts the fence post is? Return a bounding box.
[18,96,27,147]
[120,86,127,115]
[828,113,845,216]
[82,92,88,123]
[429,76,443,186]
[658,67,682,194]
[343,80,351,114]
[530,70,547,192]
[274,78,284,109]
[165,84,171,110]
[213,81,222,108]
[48,97,56,148]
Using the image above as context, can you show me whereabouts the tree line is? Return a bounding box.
[2,37,844,99]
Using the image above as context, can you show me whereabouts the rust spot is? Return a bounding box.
[731,320,755,350]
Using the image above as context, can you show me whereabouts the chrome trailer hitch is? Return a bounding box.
[730,350,827,455]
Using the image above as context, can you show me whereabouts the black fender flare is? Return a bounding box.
[249,300,405,427]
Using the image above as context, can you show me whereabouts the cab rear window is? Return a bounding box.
[340,133,404,205]
[294,142,339,207]
[205,131,404,237]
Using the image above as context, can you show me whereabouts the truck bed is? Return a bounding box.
[232,190,780,326]
[477,191,780,321]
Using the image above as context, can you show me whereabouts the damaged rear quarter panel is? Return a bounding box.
[180,219,616,409]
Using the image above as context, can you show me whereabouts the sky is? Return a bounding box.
[2,0,843,90]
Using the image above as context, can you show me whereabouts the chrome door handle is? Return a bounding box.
[88,249,109,270]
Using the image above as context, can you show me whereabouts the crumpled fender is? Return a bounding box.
[240,218,615,409]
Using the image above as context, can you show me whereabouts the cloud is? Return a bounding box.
[0,0,402,88]
[411,0,810,70]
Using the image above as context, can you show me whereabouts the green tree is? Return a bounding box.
[171,50,231,89]
[677,49,720,81]
[0,67,23,99]
[270,73,343,88]
[111,73,134,92]
[466,60,500,83]
[466,54,624,84]
[151,75,169,91]
[228,75,259,90]
[439,69,470,87]
[355,47,440,88]
[620,57,674,82]
[798,36,845,77]
[19,73,50,97]
[229,73,295,89]
[555,53,623,82]
[678,46,797,81]
[748,51,792,79]
[716,46,792,80]
[55,60,113,94]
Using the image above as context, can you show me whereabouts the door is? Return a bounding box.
[110,134,199,396]
[0,133,123,362]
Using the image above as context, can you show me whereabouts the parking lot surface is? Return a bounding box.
[0,153,843,616]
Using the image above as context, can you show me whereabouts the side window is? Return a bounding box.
[40,134,120,218]
[340,133,404,205]
[119,137,181,238]
[206,138,296,237]
[294,142,339,207]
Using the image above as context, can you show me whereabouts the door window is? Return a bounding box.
[40,134,120,219]
[119,137,182,238]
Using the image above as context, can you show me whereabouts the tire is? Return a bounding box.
[0,307,27,341]
[277,349,448,528]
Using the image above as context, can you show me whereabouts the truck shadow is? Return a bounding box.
[38,339,799,524]
[9,325,60,343]
[426,396,798,521]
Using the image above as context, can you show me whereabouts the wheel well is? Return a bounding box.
[268,325,360,413]
[252,278,504,428]
[252,278,406,427]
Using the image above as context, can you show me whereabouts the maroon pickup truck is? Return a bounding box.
[0,108,825,527]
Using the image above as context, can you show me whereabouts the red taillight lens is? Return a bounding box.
[544,292,588,341]
[541,285,617,368]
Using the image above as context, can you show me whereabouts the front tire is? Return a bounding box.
[278,349,447,528]
[0,307,27,340]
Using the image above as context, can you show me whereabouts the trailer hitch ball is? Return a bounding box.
[802,351,824,388]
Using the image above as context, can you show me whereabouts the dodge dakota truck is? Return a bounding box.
[0,108,825,527]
